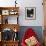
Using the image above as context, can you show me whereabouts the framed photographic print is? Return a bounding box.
[25,7,36,20]
[2,10,9,15]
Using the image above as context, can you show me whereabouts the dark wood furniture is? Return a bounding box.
[0,7,19,46]
[2,41,19,46]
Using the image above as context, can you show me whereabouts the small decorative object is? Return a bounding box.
[14,29,16,32]
[2,10,9,15]
[9,10,18,15]
[25,7,36,20]
[10,11,14,15]
[25,36,38,46]
[5,18,8,24]
[15,0,17,7]
[13,32,18,41]
[2,28,12,41]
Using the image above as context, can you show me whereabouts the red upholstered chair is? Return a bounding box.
[21,28,41,46]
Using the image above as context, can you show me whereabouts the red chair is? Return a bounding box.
[21,28,41,46]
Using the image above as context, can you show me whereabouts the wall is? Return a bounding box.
[0,0,15,7]
[0,0,44,26]
[18,0,44,26]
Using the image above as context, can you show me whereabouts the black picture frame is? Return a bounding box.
[25,7,36,20]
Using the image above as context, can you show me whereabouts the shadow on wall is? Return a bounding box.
[18,26,43,44]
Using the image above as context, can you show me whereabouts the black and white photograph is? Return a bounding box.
[25,7,36,20]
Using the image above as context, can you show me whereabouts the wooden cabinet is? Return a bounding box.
[0,41,19,46]
[2,41,19,46]
[0,7,19,46]
[0,7,19,24]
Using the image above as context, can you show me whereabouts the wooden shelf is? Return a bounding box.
[2,40,19,42]
[0,7,19,46]
[0,24,19,32]
[0,7,19,16]
[0,7,19,10]
[1,40,19,46]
